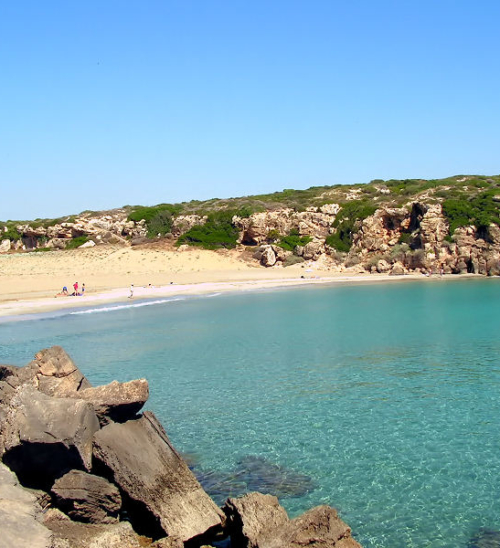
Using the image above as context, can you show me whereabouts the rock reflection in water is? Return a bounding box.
[192,455,314,506]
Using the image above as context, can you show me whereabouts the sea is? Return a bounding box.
[1,278,500,548]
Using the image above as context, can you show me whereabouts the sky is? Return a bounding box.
[1,1,500,221]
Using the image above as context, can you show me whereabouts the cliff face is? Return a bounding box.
[3,191,500,276]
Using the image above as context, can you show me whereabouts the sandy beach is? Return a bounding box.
[0,244,461,318]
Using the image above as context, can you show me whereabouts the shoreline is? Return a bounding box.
[0,271,481,320]
[0,245,487,320]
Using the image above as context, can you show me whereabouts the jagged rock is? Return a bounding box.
[51,470,121,524]
[376,259,390,273]
[271,245,291,263]
[1,386,100,489]
[301,240,325,260]
[264,505,361,548]
[390,262,406,275]
[31,346,92,397]
[0,462,52,548]
[172,215,207,236]
[93,411,224,542]
[235,208,338,246]
[46,516,147,548]
[74,379,149,425]
[224,494,361,548]
[0,239,11,253]
[224,492,288,547]
[151,538,184,548]
[261,246,277,267]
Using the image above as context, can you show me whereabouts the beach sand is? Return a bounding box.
[0,244,459,318]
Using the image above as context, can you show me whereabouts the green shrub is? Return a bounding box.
[277,229,311,252]
[147,210,173,238]
[177,210,240,249]
[328,200,377,252]
[442,190,500,237]
[398,232,413,245]
[66,236,89,249]
[0,225,22,241]
[266,229,280,243]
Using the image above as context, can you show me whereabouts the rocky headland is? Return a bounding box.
[0,346,361,547]
[2,175,500,277]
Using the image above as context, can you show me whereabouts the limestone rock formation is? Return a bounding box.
[31,345,92,396]
[74,379,149,425]
[51,470,122,524]
[93,411,224,542]
[0,346,363,547]
[224,492,288,547]
[223,493,361,548]
[1,386,100,489]
[0,462,52,548]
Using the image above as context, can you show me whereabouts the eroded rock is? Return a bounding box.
[75,379,149,425]
[51,470,122,524]
[0,462,52,548]
[224,493,361,548]
[1,386,100,489]
[224,492,288,548]
[93,411,224,542]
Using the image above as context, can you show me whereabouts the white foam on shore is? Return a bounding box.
[69,297,187,315]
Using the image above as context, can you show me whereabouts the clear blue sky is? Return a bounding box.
[1,1,500,221]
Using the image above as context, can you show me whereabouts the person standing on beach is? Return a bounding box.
[73,281,78,296]
[129,284,134,299]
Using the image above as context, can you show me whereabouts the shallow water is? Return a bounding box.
[1,279,500,547]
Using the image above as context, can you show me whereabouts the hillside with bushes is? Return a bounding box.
[3,174,500,275]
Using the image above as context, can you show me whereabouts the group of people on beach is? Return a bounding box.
[55,281,85,297]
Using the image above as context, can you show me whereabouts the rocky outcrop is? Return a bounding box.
[93,411,224,542]
[1,386,100,489]
[223,493,361,548]
[51,470,121,524]
[0,462,52,548]
[234,206,338,246]
[0,346,363,547]
[74,379,149,425]
[224,492,288,547]
[2,188,500,278]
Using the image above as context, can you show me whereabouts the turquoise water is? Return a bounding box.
[1,279,500,547]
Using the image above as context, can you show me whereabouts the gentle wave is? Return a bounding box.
[69,297,186,315]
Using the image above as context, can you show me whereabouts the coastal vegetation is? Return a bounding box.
[176,210,241,249]
[3,174,500,276]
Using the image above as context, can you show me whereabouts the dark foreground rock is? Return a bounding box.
[75,378,149,425]
[1,386,100,489]
[0,462,52,548]
[51,469,122,524]
[93,410,224,542]
[0,346,363,547]
[44,508,147,548]
[224,493,361,548]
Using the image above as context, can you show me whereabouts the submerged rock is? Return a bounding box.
[194,455,314,505]
[468,528,500,548]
